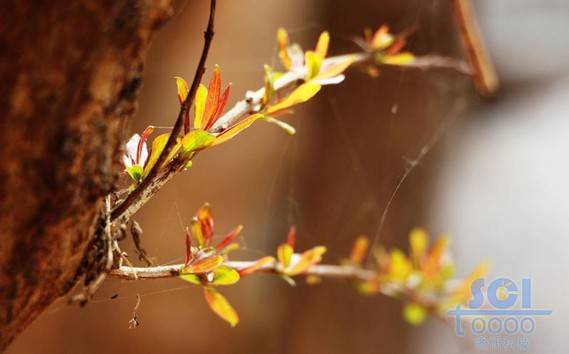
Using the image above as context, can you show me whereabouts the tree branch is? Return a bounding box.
[111,0,217,223]
[109,261,376,281]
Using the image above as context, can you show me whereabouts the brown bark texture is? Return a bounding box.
[0,0,172,350]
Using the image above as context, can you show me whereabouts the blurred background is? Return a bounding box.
[8,0,569,353]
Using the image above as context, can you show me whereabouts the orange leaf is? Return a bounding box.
[286,226,296,247]
[239,256,275,276]
[196,203,214,246]
[277,28,291,70]
[183,255,224,274]
[216,225,243,251]
[371,25,393,49]
[207,84,231,130]
[203,287,239,327]
[349,235,369,265]
[422,236,449,281]
[203,65,221,128]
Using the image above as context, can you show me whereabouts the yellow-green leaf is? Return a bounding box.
[203,287,239,327]
[211,113,264,146]
[277,244,293,268]
[289,246,326,275]
[410,228,428,265]
[210,265,240,286]
[388,249,412,282]
[304,51,322,80]
[315,31,330,59]
[403,303,427,325]
[193,84,208,129]
[312,55,356,82]
[125,165,143,183]
[179,273,201,285]
[381,52,415,66]
[141,133,169,179]
[263,65,274,105]
[175,76,189,104]
[181,129,215,156]
[183,255,224,274]
[266,82,321,114]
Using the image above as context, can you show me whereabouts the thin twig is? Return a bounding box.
[111,0,217,223]
[449,0,499,95]
[109,261,376,281]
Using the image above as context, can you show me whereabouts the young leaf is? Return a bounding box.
[181,129,215,156]
[211,113,264,146]
[388,249,412,282]
[126,165,143,183]
[183,255,224,274]
[277,28,291,70]
[315,31,330,59]
[304,51,322,80]
[193,84,208,129]
[203,287,239,327]
[239,256,275,276]
[141,133,169,179]
[196,203,214,246]
[203,65,221,128]
[210,265,240,286]
[277,243,294,268]
[288,246,326,275]
[216,225,243,251]
[179,273,201,285]
[190,218,205,247]
[207,84,231,130]
[262,65,274,105]
[409,228,428,265]
[286,225,296,247]
[349,235,369,266]
[184,227,193,266]
[175,76,189,104]
[266,82,321,114]
[312,55,356,83]
[381,52,415,66]
[371,25,393,50]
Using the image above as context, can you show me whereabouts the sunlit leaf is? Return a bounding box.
[410,228,428,265]
[286,225,296,247]
[289,246,326,275]
[388,249,412,282]
[263,65,274,105]
[196,203,214,246]
[277,28,291,70]
[211,113,264,146]
[277,244,293,268]
[371,25,394,49]
[125,165,143,183]
[190,218,205,247]
[312,55,356,82]
[141,133,169,179]
[193,84,208,129]
[203,65,221,128]
[266,82,321,114]
[381,53,415,66]
[422,236,449,281]
[315,31,330,59]
[207,84,231,129]
[349,235,369,266]
[403,303,427,325]
[175,76,189,104]
[179,273,201,285]
[239,256,275,276]
[203,287,239,327]
[183,255,224,274]
[181,129,215,156]
[304,51,322,80]
[210,265,240,286]
[216,225,243,251]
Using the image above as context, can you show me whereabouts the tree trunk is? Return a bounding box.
[0,0,172,349]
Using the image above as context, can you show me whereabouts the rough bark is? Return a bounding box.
[0,0,172,349]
